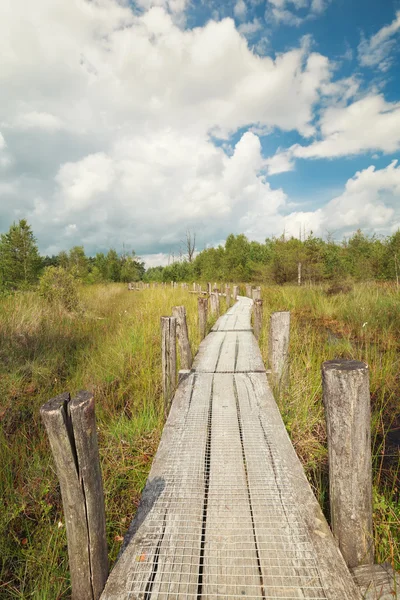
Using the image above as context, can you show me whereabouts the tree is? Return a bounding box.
[185,230,196,263]
[0,219,41,289]
[68,246,88,280]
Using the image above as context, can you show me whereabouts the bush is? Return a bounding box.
[38,266,79,311]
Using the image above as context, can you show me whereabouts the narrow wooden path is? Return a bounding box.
[101,297,361,599]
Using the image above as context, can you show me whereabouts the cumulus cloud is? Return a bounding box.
[0,0,334,255]
[238,18,262,36]
[234,0,247,19]
[283,161,400,237]
[269,93,400,170]
[358,10,400,71]
[266,0,331,26]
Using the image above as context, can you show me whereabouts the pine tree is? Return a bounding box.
[0,219,41,289]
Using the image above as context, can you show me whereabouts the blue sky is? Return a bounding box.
[0,0,399,265]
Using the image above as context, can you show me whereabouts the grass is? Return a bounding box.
[0,284,222,599]
[1,281,398,597]
[258,282,400,570]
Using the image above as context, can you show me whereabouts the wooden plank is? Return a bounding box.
[246,372,362,599]
[202,373,263,598]
[146,373,213,598]
[101,374,199,599]
[235,374,323,599]
[192,332,225,372]
[235,331,265,372]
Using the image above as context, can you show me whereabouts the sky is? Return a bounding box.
[0,0,400,267]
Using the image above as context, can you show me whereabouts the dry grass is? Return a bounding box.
[0,284,219,599]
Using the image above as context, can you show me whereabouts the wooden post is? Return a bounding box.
[298,262,302,286]
[207,282,212,295]
[268,311,290,391]
[253,298,263,340]
[172,306,192,370]
[198,297,208,341]
[252,287,261,301]
[322,360,374,568]
[210,292,219,316]
[40,392,108,600]
[245,284,252,298]
[226,286,231,308]
[233,285,239,301]
[161,316,177,420]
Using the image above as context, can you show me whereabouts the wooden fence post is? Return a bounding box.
[172,306,193,370]
[210,292,219,316]
[252,287,261,301]
[161,316,177,420]
[245,284,252,298]
[40,392,108,600]
[298,262,302,286]
[198,297,208,341]
[322,360,374,569]
[233,285,239,301]
[268,311,290,391]
[207,282,212,295]
[226,286,231,308]
[253,298,263,340]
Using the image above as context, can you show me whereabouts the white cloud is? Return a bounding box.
[265,150,295,174]
[266,0,331,26]
[238,18,263,36]
[358,10,400,71]
[234,0,247,20]
[0,0,335,255]
[292,94,400,159]
[283,161,400,237]
[269,93,400,169]
[13,112,64,131]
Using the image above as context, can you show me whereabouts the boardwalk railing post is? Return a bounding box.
[172,306,193,370]
[253,298,263,340]
[198,296,208,341]
[322,360,374,569]
[233,285,238,301]
[268,311,290,392]
[210,292,219,316]
[161,316,177,420]
[245,284,252,298]
[252,287,261,301]
[40,392,108,600]
[226,286,231,308]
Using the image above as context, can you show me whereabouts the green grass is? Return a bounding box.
[258,282,400,569]
[0,284,222,599]
[1,281,398,597]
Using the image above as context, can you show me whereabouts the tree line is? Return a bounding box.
[1,219,400,292]
[0,220,144,291]
[146,231,400,284]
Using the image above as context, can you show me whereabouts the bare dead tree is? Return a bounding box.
[185,229,196,263]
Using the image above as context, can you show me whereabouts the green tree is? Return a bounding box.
[68,246,88,280]
[0,219,41,289]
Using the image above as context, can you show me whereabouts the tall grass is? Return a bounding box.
[258,283,400,570]
[0,284,215,599]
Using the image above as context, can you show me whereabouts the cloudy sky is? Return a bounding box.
[1,0,400,266]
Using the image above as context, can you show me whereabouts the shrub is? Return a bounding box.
[38,266,79,311]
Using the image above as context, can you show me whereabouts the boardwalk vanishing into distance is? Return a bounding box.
[101,296,362,600]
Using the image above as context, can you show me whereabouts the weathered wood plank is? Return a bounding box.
[247,371,362,599]
[202,373,263,598]
[101,374,203,599]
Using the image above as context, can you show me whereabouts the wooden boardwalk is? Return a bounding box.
[101,297,362,599]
